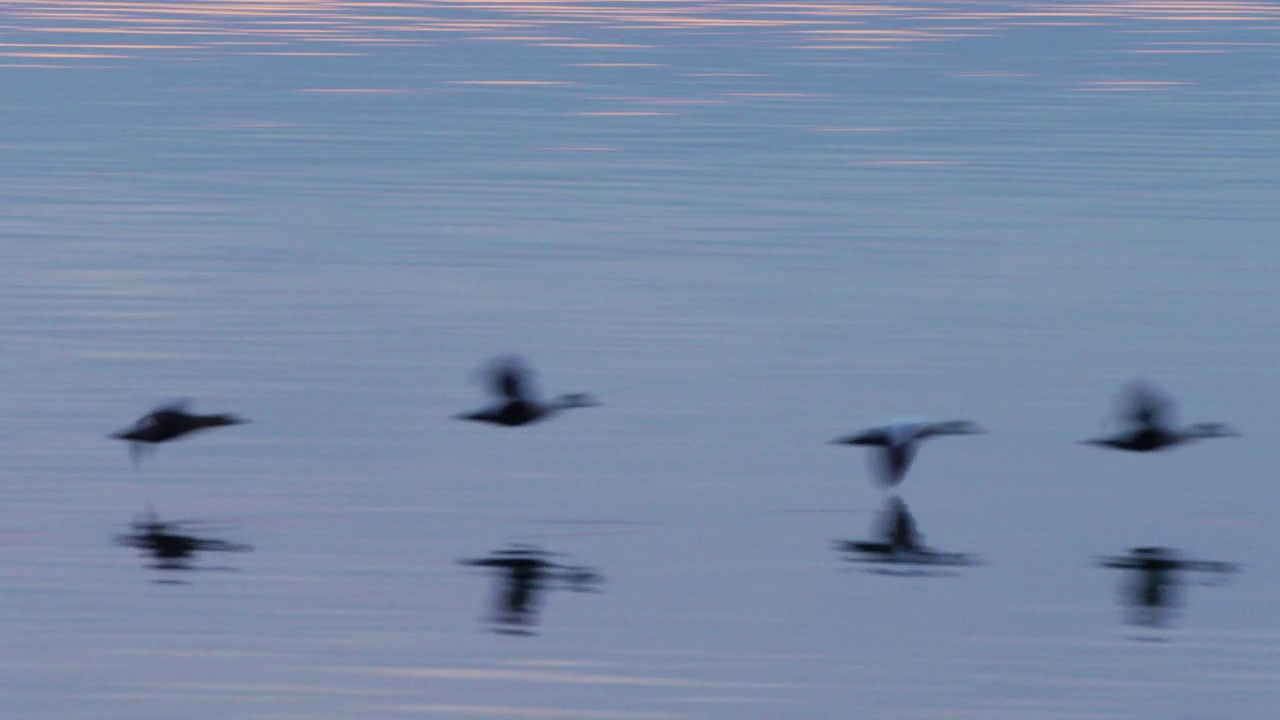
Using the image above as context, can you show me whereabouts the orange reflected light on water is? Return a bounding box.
[536,42,654,47]
[3,0,1278,69]
[0,42,190,49]
[0,51,129,58]
[244,50,362,55]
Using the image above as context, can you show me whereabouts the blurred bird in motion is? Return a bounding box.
[456,355,599,427]
[112,399,247,463]
[459,544,602,633]
[835,495,976,568]
[116,508,252,575]
[832,417,984,487]
[1099,546,1236,628]
[1081,379,1237,452]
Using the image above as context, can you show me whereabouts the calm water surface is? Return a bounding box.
[3,2,1280,718]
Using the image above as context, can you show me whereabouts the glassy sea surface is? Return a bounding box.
[3,2,1280,718]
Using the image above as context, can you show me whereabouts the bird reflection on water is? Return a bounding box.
[455,355,599,427]
[111,399,247,463]
[116,509,252,582]
[836,496,976,574]
[459,544,602,634]
[1081,379,1237,452]
[1099,547,1236,630]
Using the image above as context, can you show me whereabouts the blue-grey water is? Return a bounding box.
[3,1,1280,718]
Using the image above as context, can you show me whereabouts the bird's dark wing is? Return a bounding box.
[1118,380,1176,430]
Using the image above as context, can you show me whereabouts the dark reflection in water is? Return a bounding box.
[1099,546,1236,629]
[836,496,976,573]
[460,544,603,634]
[115,508,252,581]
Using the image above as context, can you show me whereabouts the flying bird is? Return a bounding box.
[1080,379,1237,452]
[111,397,245,458]
[456,356,599,427]
[832,418,984,487]
[112,400,247,462]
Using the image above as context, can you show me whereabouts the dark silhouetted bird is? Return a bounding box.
[1099,546,1236,627]
[456,356,599,427]
[459,544,602,633]
[112,400,246,462]
[1081,379,1236,452]
[116,508,252,572]
[832,418,984,487]
[836,496,975,567]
